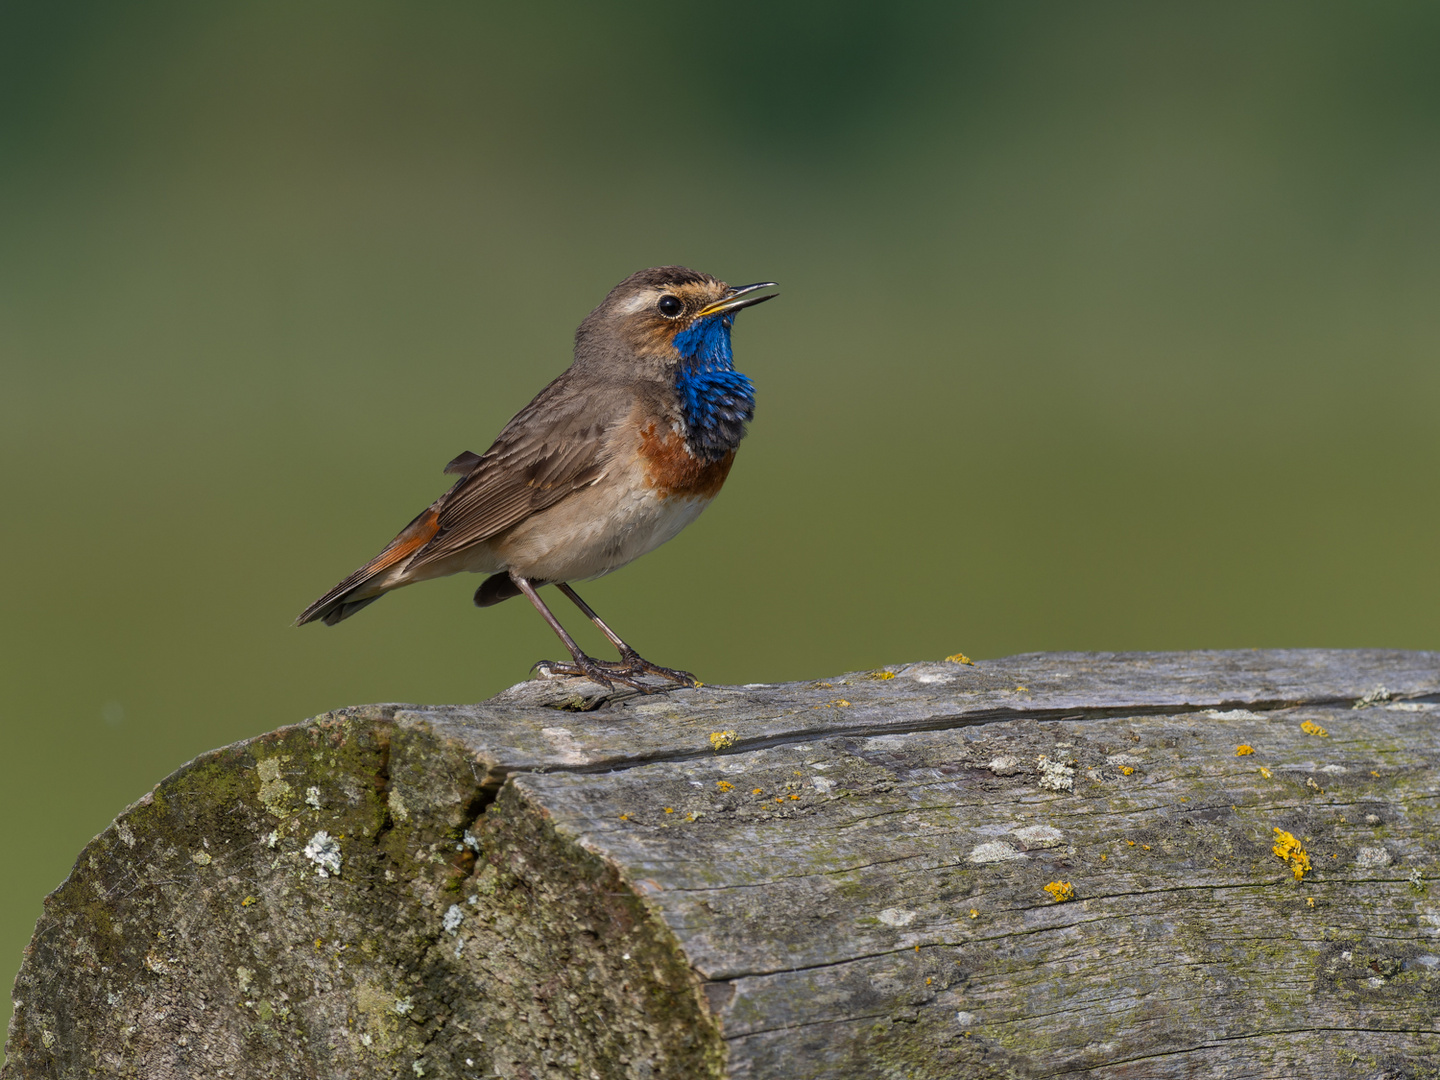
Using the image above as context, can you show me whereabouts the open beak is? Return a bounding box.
[695,281,779,320]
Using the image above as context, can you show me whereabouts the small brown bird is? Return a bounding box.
[296,266,777,691]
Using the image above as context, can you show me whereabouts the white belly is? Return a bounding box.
[486,480,715,584]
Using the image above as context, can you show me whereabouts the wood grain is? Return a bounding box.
[6,650,1439,1078]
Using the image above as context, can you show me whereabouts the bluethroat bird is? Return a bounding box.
[297,266,778,692]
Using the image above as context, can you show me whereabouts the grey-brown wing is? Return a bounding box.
[406,379,612,568]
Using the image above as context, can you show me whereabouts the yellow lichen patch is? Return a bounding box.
[813,699,851,708]
[618,813,630,821]
[1272,828,1311,880]
[752,788,763,796]
[1306,897,1316,908]
[715,780,734,792]
[241,895,258,907]
[1120,766,1135,776]
[968,908,979,919]
[1259,766,1272,778]
[1014,685,1028,692]
[865,670,895,680]
[1301,720,1329,737]
[1043,881,1075,902]
[945,652,975,665]
[1236,745,1255,756]
[709,730,738,751]
[663,807,674,814]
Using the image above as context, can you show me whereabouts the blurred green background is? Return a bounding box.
[4,0,1439,1030]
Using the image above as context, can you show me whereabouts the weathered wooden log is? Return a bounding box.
[6,650,1440,1078]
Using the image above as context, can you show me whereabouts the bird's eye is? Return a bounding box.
[657,294,684,318]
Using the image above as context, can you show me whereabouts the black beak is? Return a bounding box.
[695,281,779,319]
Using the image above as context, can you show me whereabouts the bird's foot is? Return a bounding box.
[533,655,654,693]
[608,649,699,688]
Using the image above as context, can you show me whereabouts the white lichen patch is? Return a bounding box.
[264,829,279,849]
[1320,764,1348,774]
[116,822,136,848]
[305,786,323,809]
[442,905,465,934]
[877,907,916,927]
[191,851,212,866]
[1353,686,1392,709]
[236,966,255,994]
[393,995,414,1016]
[955,1011,978,1027]
[1105,753,1145,766]
[1356,846,1393,868]
[303,831,342,878]
[387,788,410,822]
[811,777,835,794]
[968,841,1026,864]
[1011,825,1064,849]
[256,756,294,817]
[988,756,1021,776]
[1036,756,1074,792]
[1205,709,1265,721]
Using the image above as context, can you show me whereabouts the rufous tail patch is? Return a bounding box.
[363,508,441,576]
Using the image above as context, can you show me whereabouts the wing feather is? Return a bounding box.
[406,376,613,569]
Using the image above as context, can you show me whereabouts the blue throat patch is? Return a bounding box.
[671,314,756,463]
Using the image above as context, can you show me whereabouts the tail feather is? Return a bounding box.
[296,506,442,626]
[319,595,382,626]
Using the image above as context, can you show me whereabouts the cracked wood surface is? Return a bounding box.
[6,649,1440,1079]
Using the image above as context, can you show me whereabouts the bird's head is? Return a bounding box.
[574,266,778,377]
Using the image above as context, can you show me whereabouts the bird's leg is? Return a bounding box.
[555,583,698,687]
[510,574,653,692]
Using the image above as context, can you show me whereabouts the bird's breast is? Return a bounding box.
[636,421,735,499]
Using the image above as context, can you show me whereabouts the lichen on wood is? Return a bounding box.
[6,650,1440,1078]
